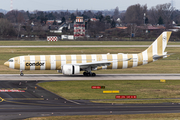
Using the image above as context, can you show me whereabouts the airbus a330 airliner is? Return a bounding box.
[4,31,172,76]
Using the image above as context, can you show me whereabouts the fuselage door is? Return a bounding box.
[18,58,23,64]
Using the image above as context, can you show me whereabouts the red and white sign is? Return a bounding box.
[116,95,137,99]
[0,90,25,92]
[76,19,83,22]
[47,36,58,41]
[91,86,101,89]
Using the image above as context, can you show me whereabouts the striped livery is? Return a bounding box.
[4,32,172,76]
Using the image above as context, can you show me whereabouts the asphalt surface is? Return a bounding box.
[0,45,180,48]
[0,74,180,81]
[0,80,180,120]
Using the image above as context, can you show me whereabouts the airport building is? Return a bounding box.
[74,16,85,39]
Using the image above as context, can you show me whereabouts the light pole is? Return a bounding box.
[144,13,146,25]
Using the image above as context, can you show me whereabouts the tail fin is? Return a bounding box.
[138,31,172,65]
[144,31,172,56]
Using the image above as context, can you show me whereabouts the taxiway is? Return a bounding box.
[0,45,180,48]
[0,80,180,120]
[0,74,180,81]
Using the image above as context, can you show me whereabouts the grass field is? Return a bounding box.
[0,41,180,46]
[1,47,180,74]
[25,113,180,120]
[92,99,180,104]
[38,80,180,102]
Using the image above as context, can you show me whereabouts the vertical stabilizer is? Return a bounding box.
[143,31,172,56]
[138,31,172,65]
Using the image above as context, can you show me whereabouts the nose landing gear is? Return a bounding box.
[20,70,24,76]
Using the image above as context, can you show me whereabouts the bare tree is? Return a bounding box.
[113,7,119,20]
[82,10,94,19]
[6,10,24,23]
[173,10,180,25]
[75,9,82,16]
[0,13,4,18]
[0,19,16,38]
[125,4,147,25]
[88,21,105,37]
[126,24,138,39]
[119,12,125,24]
[148,3,174,26]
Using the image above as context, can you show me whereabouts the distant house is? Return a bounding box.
[105,27,127,31]
[116,27,127,30]
[90,18,99,22]
[138,25,165,32]
[168,26,180,32]
[116,18,121,23]
[46,20,62,25]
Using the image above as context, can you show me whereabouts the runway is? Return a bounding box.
[0,74,180,81]
[0,80,180,120]
[0,45,180,48]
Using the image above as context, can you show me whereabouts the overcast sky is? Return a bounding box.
[0,0,179,11]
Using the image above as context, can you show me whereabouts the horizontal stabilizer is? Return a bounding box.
[153,54,173,60]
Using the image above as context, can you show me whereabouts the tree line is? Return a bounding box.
[0,3,180,40]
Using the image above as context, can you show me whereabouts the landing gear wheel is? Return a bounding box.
[83,72,90,76]
[87,73,90,76]
[83,72,96,77]
[20,70,24,76]
[92,73,96,76]
[20,73,24,76]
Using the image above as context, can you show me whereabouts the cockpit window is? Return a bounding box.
[8,59,13,62]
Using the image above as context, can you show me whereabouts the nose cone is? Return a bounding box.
[4,61,9,67]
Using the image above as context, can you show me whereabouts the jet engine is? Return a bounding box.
[62,65,80,75]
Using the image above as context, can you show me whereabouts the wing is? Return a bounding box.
[71,58,132,69]
[75,61,111,69]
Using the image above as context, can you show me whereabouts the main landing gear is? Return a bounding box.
[83,72,96,76]
[20,70,24,76]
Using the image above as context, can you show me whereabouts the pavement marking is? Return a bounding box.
[4,98,44,100]
[64,99,81,105]
[0,97,5,102]
[5,100,78,107]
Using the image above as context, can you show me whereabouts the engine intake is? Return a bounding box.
[62,65,80,75]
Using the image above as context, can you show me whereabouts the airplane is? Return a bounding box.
[4,31,172,76]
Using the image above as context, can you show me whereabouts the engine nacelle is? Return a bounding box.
[62,65,80,75]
